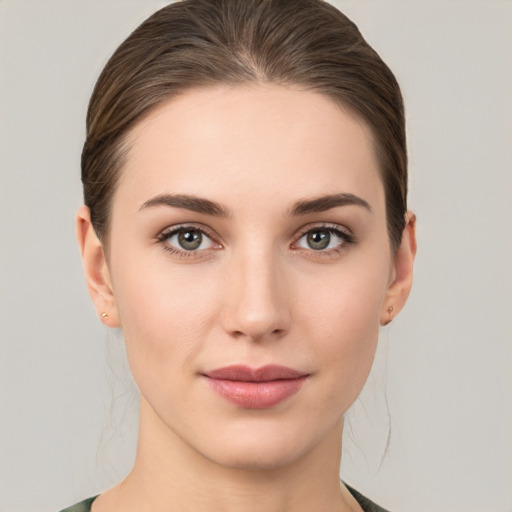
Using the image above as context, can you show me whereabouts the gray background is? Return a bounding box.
[0,1,511,511]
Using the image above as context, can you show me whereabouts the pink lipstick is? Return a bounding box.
[203,365,308,409]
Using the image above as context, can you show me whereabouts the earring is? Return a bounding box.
[382,306,394,326]
[101,312,109,319]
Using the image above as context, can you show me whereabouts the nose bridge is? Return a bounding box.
[222,242,289,341]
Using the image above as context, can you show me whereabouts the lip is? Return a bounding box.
[202,365,309,409]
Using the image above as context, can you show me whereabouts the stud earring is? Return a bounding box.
[382,306,394,326]
[101,312,109,319]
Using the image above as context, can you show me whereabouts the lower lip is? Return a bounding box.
[205,377,307,409]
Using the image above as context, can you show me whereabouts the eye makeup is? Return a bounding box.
[155,224,222,259]
[291,223,356,259]
[155,221,356,261]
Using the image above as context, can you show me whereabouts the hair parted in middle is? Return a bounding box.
[82,0,407,251]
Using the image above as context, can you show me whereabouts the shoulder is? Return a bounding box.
[58,496,98,512]
[346,484,391,512]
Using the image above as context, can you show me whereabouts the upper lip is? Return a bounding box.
[203,365,308,382]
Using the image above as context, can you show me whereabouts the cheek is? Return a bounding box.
[109,254,221,385]
[299,260,390,401]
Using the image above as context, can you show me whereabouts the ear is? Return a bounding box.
[76,205,121,327]
[380,211,417,325]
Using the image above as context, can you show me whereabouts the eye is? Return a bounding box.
[294,225,353,252]
[157,226,217,254]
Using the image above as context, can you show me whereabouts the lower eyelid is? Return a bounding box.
[161,245,194,258]
[290,225,355,255]
[156,224,353,257]
[156,225,224,260]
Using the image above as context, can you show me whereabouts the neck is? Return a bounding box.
[94,398,361,512]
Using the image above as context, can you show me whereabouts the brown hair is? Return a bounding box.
[82,0,407,250]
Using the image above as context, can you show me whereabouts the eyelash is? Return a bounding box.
[155,223,355,259]
[156,224,220,259]
[292,223,355,257]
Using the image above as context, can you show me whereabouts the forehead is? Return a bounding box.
[117,84,384,212]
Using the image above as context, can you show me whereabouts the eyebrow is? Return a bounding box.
[139,193,232,218]
[138,192,371,217]
[289,193,372,216]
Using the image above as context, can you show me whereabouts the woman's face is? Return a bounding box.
[80,84,414,470]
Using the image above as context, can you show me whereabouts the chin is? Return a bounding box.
[195,421,330,472]
[207,444,304,472]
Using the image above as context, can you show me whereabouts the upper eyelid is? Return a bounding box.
[291,223,355,252]
[155,222,352,247]
[156,225,220,258]
[157,223,217,240]
[294,222,352,238]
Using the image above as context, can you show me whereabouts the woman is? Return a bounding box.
[63,0,416,510]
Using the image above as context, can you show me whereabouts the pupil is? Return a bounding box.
[308,230,330,250]
[178,230,202,250]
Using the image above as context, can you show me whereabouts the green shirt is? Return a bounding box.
[59,486,389,512]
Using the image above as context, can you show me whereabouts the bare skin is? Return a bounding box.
[78,84,416,512]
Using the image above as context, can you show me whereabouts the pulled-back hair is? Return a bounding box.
[82,0,407,250]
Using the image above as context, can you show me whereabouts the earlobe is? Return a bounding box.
[76,206,121,327]
[380,211,417,325]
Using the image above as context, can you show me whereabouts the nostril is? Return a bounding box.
[228,327,287,342]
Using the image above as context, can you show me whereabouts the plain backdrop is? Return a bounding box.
[0,1,511,511]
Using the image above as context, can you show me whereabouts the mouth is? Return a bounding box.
[202,365,309,409]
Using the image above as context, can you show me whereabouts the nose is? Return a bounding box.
[220,247,291,343]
